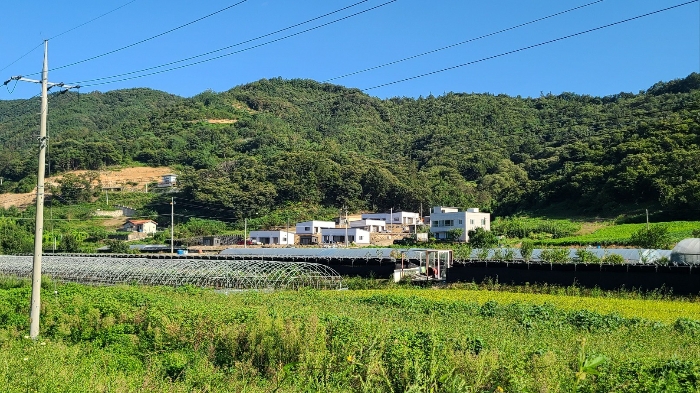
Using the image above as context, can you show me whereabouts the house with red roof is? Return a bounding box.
[119,219,158,234]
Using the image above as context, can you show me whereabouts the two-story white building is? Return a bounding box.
[361,211,421,226]
[429,207,490,242]
[249,230,295,245]
[321,228,370,245]
[295,220,336,245]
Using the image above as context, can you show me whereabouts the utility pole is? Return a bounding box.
[3,41,79,339]
[170,197,175,254]
[344,205,349,247]
[646,209,649,231]
[244,218,247,249]
[390,207,393,232]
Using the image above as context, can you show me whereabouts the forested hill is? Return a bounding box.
[1,73,699,219]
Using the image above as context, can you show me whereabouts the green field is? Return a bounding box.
[1,279,699,392]
[535,221,700,247]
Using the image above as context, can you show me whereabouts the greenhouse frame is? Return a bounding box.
[0,256,344,290]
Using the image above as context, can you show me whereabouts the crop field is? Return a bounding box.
[1,279,699,392]
[535,221,700,247]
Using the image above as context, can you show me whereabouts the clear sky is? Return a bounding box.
[1,0,698,101]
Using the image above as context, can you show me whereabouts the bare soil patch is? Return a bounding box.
[0,166,172,209]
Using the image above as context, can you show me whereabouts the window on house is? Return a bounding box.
[470,219,474,225]
[444,220,453,226]
[432,220,440,227]
[304,226,310,231]
[481,218,486,225]
[359,236,363,240]
[458,220,463,224]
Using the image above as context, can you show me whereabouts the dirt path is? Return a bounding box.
[0,166,173,209]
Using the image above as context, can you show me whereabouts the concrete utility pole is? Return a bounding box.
[344,205,349,247]
[646,209,650,231]
[170,197,175,254]
[244,218,247,249]
[3,41,80,339]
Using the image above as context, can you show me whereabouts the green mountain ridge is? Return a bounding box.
[1,73,699,220]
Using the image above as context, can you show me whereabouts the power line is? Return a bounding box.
[362,0,699,92]
[72,0,398,87]
[68,0,371,85]
[23,0,249,77]
[0,0,138,74]
[323,0,604,83]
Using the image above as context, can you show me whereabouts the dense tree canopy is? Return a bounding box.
[1,74,699,219]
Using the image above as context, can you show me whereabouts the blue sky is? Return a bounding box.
[1,0,698,100]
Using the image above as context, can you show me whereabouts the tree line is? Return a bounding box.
[0,74,698,220]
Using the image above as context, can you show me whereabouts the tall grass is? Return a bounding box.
[0,281,698,392]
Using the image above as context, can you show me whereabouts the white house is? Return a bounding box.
[349,219,386,233]
[361,211,421,225]
[429,207,490,242]
[296,220,336,235]
[321,228,370,245]
[119,219,157,234]
[249,230,295,245]
[296,220,336,245]
[158,174,177,188]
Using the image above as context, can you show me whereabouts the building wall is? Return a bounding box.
[430,209,490,242]
[296,221,335,235]
[320,228,370,244]
[361,212,420,225]
[249,231,294,245]
[141,222,157,234]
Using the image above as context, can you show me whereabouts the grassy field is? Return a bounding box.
[534,221,700,247]
[1,279,699,392]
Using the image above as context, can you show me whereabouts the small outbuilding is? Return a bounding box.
[119,219,157,234]
[249,230,294,245]
[671,238,700,265]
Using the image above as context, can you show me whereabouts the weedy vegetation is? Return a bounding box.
[0,277,699,392]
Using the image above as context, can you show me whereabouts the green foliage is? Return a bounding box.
[492,217,581,239]
[536,221,700,247]
[0,217,33,254]
[575,248,601,264]
[52,172,101,204]
[539,248,571,263]
[520,240,535,262]
[468,227,498,248]
[3,74,700,219]
[105,239,130,254]
[0,283,697,391]
[446,228,464,242]
[692,228,700,237]
[630,224,672,249]
[175,217,229,238]
[602,253,626,265]
[61,233,81,253]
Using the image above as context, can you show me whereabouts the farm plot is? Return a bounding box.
[0,281,698,392]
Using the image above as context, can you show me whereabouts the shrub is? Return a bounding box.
[539,248,571,263]
[602,253,625,265]
[520,240,535,262]
[575,249,600,264]
[468,227,497,248]
[630,224,672,249]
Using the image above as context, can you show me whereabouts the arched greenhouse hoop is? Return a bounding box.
[0,256,344,290]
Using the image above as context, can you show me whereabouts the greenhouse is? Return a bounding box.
[671,238,700,265]
[0,256,344,290]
